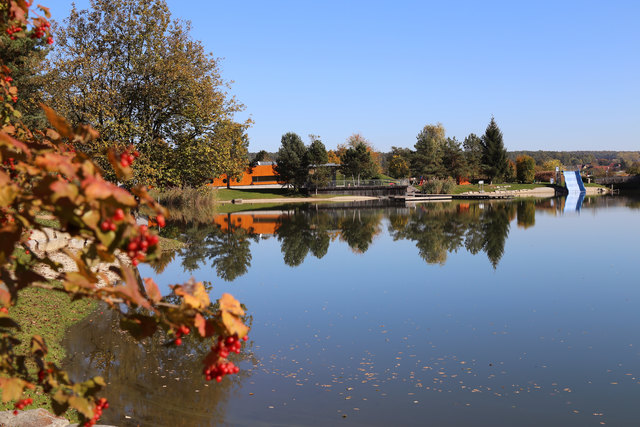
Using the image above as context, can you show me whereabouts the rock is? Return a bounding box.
[0,408,69,427]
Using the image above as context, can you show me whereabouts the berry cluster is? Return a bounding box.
[203,335,248,382]
[174,325,190,346]
[126,225,159,266]
[100,208,125,232]
[119,149,139,168]
[2,157,16,170]
[13,398,33,415]
[5,25,22,40]
[83,398,109,427]
[31,20,51,40]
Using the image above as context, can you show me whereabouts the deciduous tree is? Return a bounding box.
[274,132,309,190]
[516,155,535,183]
[45,0,248,187]
[412,123,446,178]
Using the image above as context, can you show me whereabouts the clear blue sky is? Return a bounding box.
[46,0,639,152]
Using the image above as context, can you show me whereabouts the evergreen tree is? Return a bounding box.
[480,117,508,183]
[340,141,377,184]
[412,123,446,178]
[307,135,328,165]
[275,132,309,190]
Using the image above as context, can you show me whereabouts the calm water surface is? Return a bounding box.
[64,196,640,426]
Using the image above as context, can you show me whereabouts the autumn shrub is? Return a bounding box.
[0,2,249,425]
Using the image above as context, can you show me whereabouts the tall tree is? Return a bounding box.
[0,34,50,128]
[412,123,446,178]
[441,137,468,179]
[45,0,247,187]
[340,141,377,184]
[275,132,309,190]
[387,155,410,179]
[480,117,508,183]
[307,134,328,165]
[516,155,535,183]
[463,133,483,180]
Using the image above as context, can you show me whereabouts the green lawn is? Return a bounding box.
[1,284,97,421]
[216,188,300,201]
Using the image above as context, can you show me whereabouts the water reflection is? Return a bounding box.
[155,196,615,281]
[63,308,254,427]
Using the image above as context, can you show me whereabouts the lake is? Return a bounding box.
[63,195,640,426]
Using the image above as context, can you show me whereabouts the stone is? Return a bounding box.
[0,408,69,427]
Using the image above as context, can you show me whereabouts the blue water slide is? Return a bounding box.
[562,170,586,193]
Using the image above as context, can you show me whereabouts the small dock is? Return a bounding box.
[452,194,514,200]
[391,193,514,204]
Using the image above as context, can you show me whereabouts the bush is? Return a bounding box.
[535,171,555,183]
[420,178,456,194]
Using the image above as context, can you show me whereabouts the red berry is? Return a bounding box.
[132,259,139,266]
[175,338,182,346]
[148,235,159,246]
[100,221,110,232]
[156,215,165,228]
[113,208,124,221]
[47,36,53,44]
[109,222,116,231]
[127,241,138,251]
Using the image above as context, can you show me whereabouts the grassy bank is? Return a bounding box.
[1,285,97,421]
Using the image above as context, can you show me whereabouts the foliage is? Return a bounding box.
[441,137,468,179]
[412,123,446,178]
[307,135,328,165]
[0,2,249,425]
[274,132,309,190]
[541,159,562,172]
[516,155,535,183]
[387,154,410,178]
[419,178,456,194]
[480,117,509,183]
[463,133,483,180]
[308,166,332,189]
[200,120,250,189]
[0,30,49,129]
[44,0,249,188]
[340,140,378,184]
[535,170,555,183]
[626,161,640,175]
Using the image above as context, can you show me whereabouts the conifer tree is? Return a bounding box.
[481,117,509,183]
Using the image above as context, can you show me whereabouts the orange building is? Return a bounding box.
[209,163,283,187]
[213,212,287,235]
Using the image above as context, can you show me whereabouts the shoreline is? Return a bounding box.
[221,186,609,206]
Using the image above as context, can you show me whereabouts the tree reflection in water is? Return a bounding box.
[63,308,254,427]
[157,200,538,281]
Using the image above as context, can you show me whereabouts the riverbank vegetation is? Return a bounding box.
[0,2,250,425]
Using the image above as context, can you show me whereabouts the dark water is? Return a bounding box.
[64,196,640,426]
